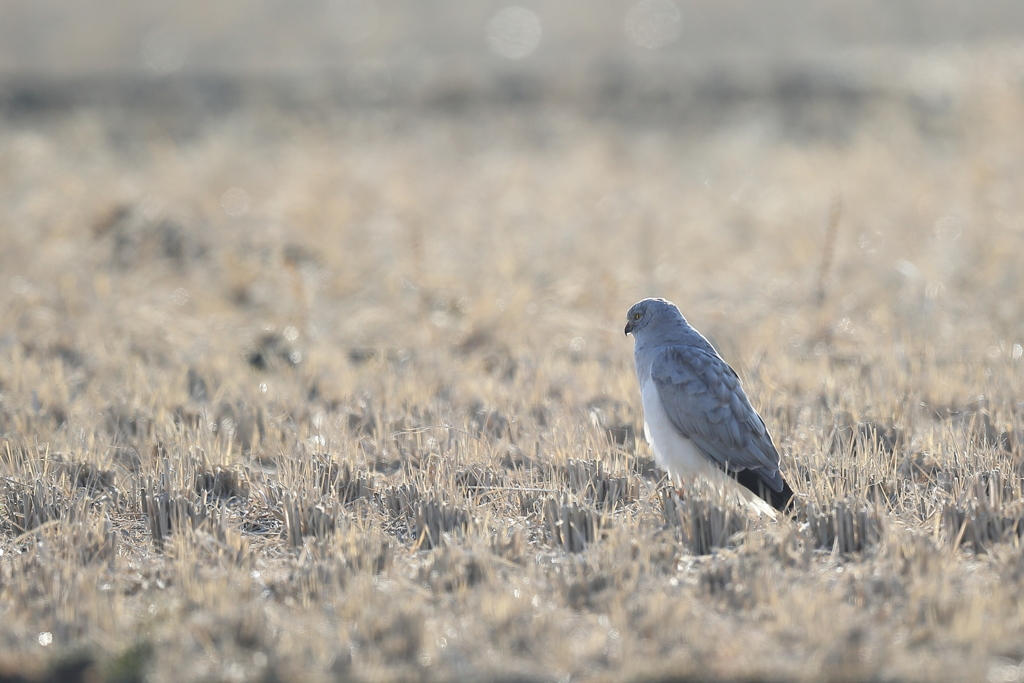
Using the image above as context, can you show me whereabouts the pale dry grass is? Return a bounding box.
[1,51,1024,683]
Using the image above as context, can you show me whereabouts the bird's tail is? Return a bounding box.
[731,469,795,513]
[668,459,781,518]
[688,467,779,518]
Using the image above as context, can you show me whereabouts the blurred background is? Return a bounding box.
[1,0,1024,381]
[3,0,1024,114]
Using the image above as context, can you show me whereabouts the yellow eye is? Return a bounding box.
[633,313,642,320]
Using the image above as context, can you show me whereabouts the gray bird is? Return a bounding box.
[625,298,794,516]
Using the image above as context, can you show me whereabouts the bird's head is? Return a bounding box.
[624,297,680,337]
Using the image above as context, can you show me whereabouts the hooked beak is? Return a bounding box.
[624,320,635,336]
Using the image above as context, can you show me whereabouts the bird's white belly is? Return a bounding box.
[640,379,718,484]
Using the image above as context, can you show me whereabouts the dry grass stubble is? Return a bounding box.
[2,55,1024,682]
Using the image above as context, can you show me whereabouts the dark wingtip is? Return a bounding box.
[731,469,796,513]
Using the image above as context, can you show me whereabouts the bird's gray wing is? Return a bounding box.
[650,345,781,479]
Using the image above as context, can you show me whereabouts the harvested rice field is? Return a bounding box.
[2,3,1024,681]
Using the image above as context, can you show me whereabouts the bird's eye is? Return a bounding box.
[633,313,642,320]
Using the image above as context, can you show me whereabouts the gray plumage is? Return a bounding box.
[625,297,792,513]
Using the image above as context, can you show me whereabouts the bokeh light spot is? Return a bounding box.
[624,0,682,50]
[141,27,190,74]
[220,188,250,218]
[487,6,542,60]
[327,0,380,44]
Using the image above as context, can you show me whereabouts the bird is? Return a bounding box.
[624,297,794,516]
